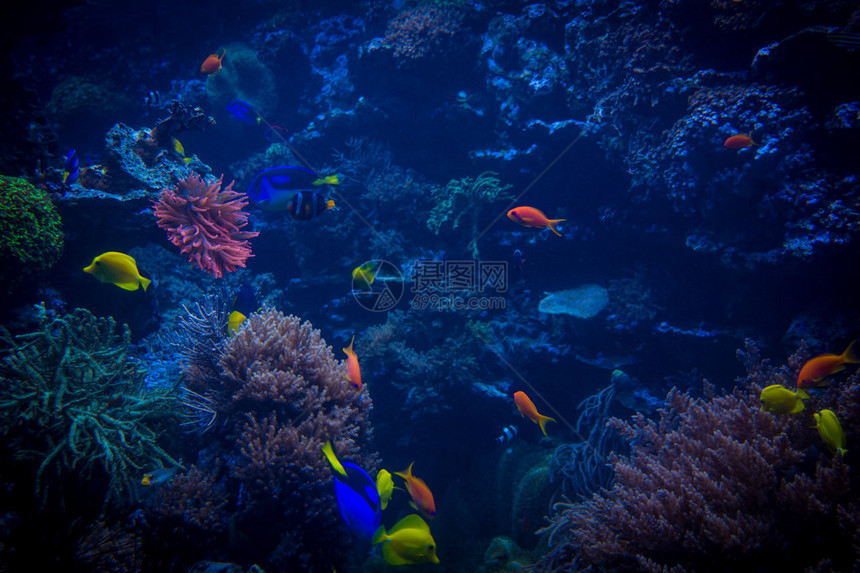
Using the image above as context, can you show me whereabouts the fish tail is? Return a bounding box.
[219,49,226,60]
[547,219,565,237]
[322,441,348,478]
[371,525,387,545]
[394,462,414,481]
[139,276,152,292]
[841,340,860,364]
[325,175,339,185]
[537,415,556,436]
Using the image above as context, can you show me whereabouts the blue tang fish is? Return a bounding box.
[247,166,339,216]
[323,442,381,545]
[62,149,79,185]
[226,100,261,125]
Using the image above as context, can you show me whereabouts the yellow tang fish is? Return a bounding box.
[371,514,439,566]
[83,251,151,292]
[227,311,247,334]
[352,261,377,290]
[814,409,847,456]
[376,469,394,510]
[313,174,339,186]
[759,384,805,415]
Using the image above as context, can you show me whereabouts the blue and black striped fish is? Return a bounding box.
[286,190,335,221]
[247,166,338,219]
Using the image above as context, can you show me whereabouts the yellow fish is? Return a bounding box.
[814,409,847,456]
[376,469,394,510]
[322,441,348,478]
[83,251,151,292]
[371,514,439,566]
[352,262,378,290]
[172,138,193,165]
[313,174,339,186]
[759,384,805,415]
[227,311,247,334]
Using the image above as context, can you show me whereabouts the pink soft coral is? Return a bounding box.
[154,175,259,278]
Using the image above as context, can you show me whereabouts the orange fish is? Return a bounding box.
[201,49,226,74]
[343,335,362,390]
[723,134,756,149]
[395,462,436,519]
[507,206,565,237]
[797,340,859,394]
[513,391,556,436]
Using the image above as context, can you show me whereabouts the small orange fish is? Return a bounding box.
[395,462,436,519]
[507,206,565,237]
[513,391,556,436]
[201,49,226,74]
[343,335,362,390]
[723,134,756,149]
[797,340,859,393]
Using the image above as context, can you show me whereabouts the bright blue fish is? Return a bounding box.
[62,149,79,185]
[226,100,260,125]
[333,461,382,545]
[247,166,332,207]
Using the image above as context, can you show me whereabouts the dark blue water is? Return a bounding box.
[1,1,859,571]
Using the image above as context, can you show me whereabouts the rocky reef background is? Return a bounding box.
[1,0,859,571]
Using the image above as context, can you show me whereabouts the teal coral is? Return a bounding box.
[0,306,179,506]
[205,44,278,117]
[427,170,513,257]
[0,175,64,295]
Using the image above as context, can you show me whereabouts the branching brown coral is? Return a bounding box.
[168,308,377,570]
[535,339,859,572]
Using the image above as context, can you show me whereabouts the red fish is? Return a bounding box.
[343,335,362,390]
[201,49,226,74]
[513,391,556,436]
[797,340,859,394]
[507,206,565,237]
[723,134,756,149]
[395,462,436,519]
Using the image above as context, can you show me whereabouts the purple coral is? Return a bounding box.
[535,339,859,572]
[379,7,463,67]
[169,308,377,570]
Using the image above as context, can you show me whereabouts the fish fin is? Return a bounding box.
[322,441,348,478]
[838,447,848,456]
[343,335,355,356]
[547,219,565,237]
[842,340,860,363]
[139,276,152,292]
[796,388,810,399]
[409,500,418,512]
[790,400,805,414]
[326,199,336,210]
[115,280,142,291]
[394,462,414,482]
[371,525,387,545]
[538,415,556,436]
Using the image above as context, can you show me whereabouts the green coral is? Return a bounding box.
[0,175,64,295]
[0,306,179,506]
[427,171,513,257]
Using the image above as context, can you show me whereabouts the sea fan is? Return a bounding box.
[154,174,259,278]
